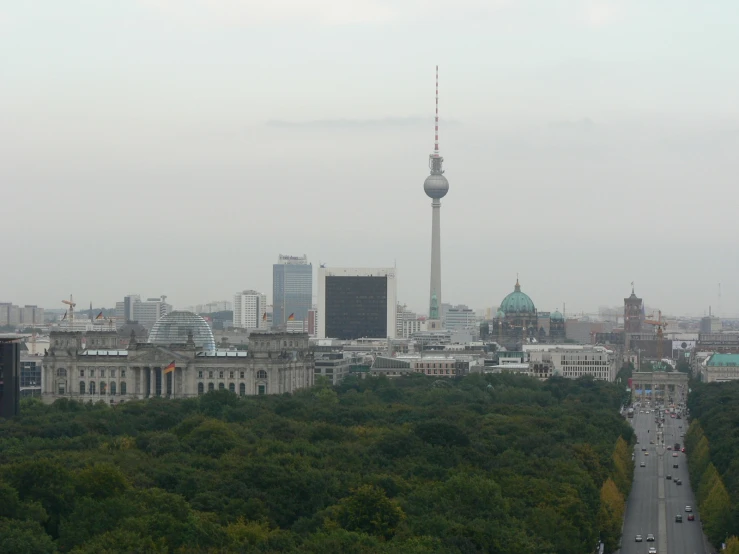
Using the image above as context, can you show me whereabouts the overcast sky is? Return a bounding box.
[2,1,739,318]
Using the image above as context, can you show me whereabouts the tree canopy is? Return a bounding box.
[686,380,739,546]
[0,373,634,553]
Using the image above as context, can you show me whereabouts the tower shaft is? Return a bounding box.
[429,199,442,316]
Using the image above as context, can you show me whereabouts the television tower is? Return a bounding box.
[423,65,449,323]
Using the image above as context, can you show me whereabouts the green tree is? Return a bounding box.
[75,464,129,500]
[183,418,238,456]
[0,518,56,554]
[725,536,739,554]
[331,485,405,539]
[598,478,624,553]
[701,478,732,545]
[689,436,711,485]
[697,462,720,508]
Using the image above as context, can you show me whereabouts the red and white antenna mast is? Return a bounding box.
[434,64,440,157]
[429,65,444,174]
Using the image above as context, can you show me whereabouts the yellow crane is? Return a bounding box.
[62,295,76,323]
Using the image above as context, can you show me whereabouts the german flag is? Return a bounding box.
[163,361,176,374]
[95,311,104,320]
[287,313,295,321]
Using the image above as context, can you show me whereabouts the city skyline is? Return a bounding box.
[2,2,739,316]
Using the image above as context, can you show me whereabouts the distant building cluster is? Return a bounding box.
[0,303,44,326]
[10,66,739,413]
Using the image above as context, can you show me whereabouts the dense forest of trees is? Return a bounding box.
[0,373,634,553]
[686,380,739,547]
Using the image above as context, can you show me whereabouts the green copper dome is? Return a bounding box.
[550,310,564,321]
[499,279,536,314]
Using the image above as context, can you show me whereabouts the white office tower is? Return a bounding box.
[318,267,397,340]
[233,291,267,330]
[115,295,171,330]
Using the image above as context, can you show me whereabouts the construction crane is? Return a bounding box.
[62,294,76,323]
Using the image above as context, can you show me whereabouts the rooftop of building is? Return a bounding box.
[707,353,739,366]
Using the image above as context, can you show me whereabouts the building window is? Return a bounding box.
[198,370,203,378]
[229,383,235,393]
[229,371,234,379]
[80,381,85,394]
[110,382,117,396]
[56,368,67,377]
[219,370,224,379]
[80,369,85,377]
[239,383,245,396]
[90,369,95,378]
[111,369,116,378]
[257,370,267,379]
[121,382,127,395]
[100,369,106,378]
[208,382,214,392]
[240,371,245,378]
[89,382,96,394]
[258,384,266,395]
[208,371,213,379]
[218,383,225,391]
[198,382,204,395]
[100,382,107,395]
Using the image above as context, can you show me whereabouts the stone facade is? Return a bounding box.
[43,330,314,404]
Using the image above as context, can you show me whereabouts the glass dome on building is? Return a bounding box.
[148,311,216,351]
[499,279,536,314]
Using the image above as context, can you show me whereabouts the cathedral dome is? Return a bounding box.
[149,311,216,351]
[550,310,564,322]
[499,279,536,315]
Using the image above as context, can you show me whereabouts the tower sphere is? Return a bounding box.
[424,173,449,199]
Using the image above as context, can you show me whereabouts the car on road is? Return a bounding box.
[646,534,655,541]
[635,535,643,542]
[666,474,672,480]
[676,514,683,522]
[648,547,657,554]
[674,463,679,468]
[640,462,646,467]
[688,514,695,521]
[645,452,649,456]
[685,506,692,512]
[667,445,672,450]
[682,447,686,453]
[675,479,682,485]
[673,452,678,457]
[642,447,647,451]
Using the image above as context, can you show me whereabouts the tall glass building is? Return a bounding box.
[317,267,397,340]
[272,254,313,329]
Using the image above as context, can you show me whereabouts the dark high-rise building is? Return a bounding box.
[272,254,312,329]
[318,267,397,340]
[0,337,21,418]
[624,286,643,333]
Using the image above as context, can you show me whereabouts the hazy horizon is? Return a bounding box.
[2,1,738,318]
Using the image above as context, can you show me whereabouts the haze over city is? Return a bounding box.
[2,1,739,315]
